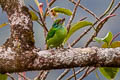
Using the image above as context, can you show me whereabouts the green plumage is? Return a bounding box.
[46,18,67,49]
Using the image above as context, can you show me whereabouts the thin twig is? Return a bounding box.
[36,20,43,26]
[34,70,44,80]
[29,5,48,38]
[46,0,55,21]
[37,11,48,32]
[72,68,77,80]
[6,73,16,80]
[43,0,56,20]
[78,67,96,80]
[69,0,99,20]
[29,5,48,31]
[110,32,120,45]
[93,0,116,26]
[79,17,87,21]
[78,67,90,80]
[18,73,30,80]
[98,14,115,24]
[99,0,115,19]
[34,70,49,80]
[29,5,39,13]
[66,67,86,80]
[29,5,44,26]
[57,69,70,80]
[41,70,50,80]
[67,0,81,32]
[71,27,91,47]
[109,1,120,14]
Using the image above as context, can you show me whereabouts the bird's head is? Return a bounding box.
[52,18,65,28]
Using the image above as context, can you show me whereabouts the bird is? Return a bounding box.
[46,18,67,49]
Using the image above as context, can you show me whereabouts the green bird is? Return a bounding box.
[46,18,67,49]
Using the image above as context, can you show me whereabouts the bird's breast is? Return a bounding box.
[56,27,67,38]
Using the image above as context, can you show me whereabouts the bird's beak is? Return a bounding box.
[60,18,65,24]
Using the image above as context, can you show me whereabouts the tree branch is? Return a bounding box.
[0,47,120,73]
[67,0,81,32]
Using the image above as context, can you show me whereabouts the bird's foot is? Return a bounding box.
[66,42,72,49]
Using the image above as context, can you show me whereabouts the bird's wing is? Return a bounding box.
[46,27,57,42]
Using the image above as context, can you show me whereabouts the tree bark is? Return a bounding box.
[0,0,120,74]
[0,0,36,73]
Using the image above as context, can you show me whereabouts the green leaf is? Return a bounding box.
[110,41,120,48]
[101,32,113,44]
[29,10,38,21]
[52,7,72,16]
[99,67,119,79]
[0,23,8,28]
[102,41,120,48]
[94,32,113,47]
[34,0,39,7]
[64,21,92,43]
[0,74,8,80]
[102,42,109,48]
[94,37,102,43]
